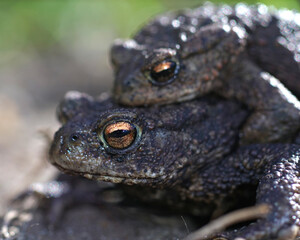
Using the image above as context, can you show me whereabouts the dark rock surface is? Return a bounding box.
[1,178,196,240]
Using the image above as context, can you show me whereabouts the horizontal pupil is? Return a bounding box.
[151,61,176,82]
[108,129,131,138]
[159,67,174,76]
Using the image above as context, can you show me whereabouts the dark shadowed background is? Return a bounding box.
[0,0,299,214]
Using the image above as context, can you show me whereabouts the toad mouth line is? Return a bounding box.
[52,162,159,182]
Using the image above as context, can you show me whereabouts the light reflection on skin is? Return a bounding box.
[264,72,300,109]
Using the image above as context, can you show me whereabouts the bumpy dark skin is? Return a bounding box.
[111,3,300,144]
[50,91,300,240]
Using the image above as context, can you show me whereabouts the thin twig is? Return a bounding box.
[183,204,270,240]
[181,215,190,235]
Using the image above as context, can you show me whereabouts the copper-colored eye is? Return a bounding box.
[150,60,179,85]
[104,122,136,149]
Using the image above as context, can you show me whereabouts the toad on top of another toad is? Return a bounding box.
[111,3,300,144]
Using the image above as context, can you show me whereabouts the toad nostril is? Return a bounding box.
[124,79,131,86]
[69,133,79,142]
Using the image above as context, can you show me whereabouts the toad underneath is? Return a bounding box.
[50,91,300,240]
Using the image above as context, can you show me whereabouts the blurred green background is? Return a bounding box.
[1,0,299,61]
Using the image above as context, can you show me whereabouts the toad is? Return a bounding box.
[111,3,300,144]
[49,91,300,240]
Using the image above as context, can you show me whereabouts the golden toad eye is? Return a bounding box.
[103,122,136,149]
[149,59,179,85]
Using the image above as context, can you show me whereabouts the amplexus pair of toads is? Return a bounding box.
[49,3,300,240]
